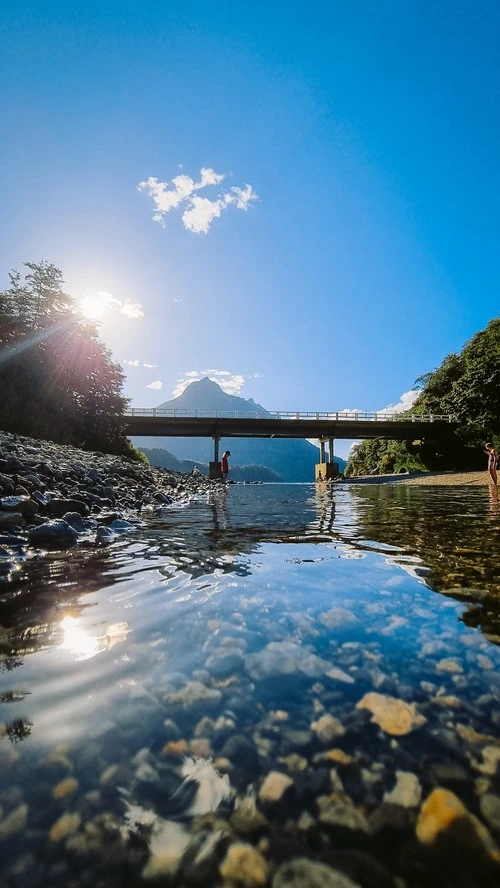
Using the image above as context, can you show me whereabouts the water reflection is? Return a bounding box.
[2,484,500,675]
[345,484,500,638]
[1,484,500,886]
[59,616,130,661]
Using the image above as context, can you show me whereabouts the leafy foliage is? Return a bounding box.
[346,317,500,476]
[346,439,427,478]
[0,261,131,454]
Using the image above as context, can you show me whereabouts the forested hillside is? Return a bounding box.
[140,447,284,481]
[347,318,500,476]
[0,261,133,455]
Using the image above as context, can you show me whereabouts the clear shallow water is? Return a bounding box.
[1,483,500,886]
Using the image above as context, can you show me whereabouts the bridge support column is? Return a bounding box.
[315,462,338,481]
[316,437,339,481]
[329,437,340,476]
[209,435,222,480]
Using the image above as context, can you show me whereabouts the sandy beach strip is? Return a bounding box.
[344,470,491,486]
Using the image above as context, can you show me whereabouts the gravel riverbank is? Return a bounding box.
[0,430,212,553]
[345,471,491,487]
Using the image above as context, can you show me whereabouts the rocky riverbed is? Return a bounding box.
[1,463,500,887]
[0,430,212,560]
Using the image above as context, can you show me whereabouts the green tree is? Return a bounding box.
[0,261,130,453]
[346,317,500,476]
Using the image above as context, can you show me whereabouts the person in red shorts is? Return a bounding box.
[221,450,231,482]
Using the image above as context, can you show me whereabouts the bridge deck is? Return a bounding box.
[124,411,455,441]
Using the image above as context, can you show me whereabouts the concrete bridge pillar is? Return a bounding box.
[209,435,222,480]
[316,436,340,481]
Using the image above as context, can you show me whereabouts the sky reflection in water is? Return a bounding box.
[1,482,500,751]
[2,484,500,886]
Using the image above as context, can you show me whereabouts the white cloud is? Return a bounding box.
[125,359,157,368]
[147,380,163,390]
[225,183,258,210]
[172,369,247,398]
[80,289,144,321]
[380,389,419,414]
[138,167,257,234]
[182,196,226,234]
[337,389,420,461]
[339,389,419,418]
[120,299,144,319]
[196,168,225,188]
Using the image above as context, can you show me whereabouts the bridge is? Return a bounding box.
[125,408,456,480]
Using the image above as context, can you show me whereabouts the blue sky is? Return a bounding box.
[1,1,499,459]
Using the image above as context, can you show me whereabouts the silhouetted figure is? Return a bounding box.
[221,450,231,483]
[485,443,498,486]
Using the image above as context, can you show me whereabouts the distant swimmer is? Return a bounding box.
[221,450,231,483]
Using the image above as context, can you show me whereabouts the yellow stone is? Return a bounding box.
[326,749,355,765]
[436,658,463,674]
[271,710,289,722]
[49,812,81,843]
[214,757,232,772]
[433,695,462,709]
[456,724,498,746]
[219,842,268,886]
[278,754,308,772]
[258,771,293,802]
[478,746,500,775]
[161,739,188,757]
[356,693,427,736]
[416,789,466,843]
[416,788,500,860]
[52,778,78,800]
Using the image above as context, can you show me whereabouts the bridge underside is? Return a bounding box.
[124,416,456,441]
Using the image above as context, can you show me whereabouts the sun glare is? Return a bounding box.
[59,615,129,661]
[80,292,107,318]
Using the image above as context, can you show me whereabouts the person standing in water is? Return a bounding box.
[484,443,498,486]
[221,450,231,483]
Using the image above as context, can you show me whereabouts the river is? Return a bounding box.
[1,483,500,886]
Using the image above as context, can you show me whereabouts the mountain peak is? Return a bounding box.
[195,376,220,388]
[157,378,267,413]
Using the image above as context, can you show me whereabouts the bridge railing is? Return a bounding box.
[124,408,454,422]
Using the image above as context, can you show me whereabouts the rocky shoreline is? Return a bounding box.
[0,430,212,555]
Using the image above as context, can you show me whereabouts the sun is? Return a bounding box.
[79,290,115,319]
[80,293,106,318]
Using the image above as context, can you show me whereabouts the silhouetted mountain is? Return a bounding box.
[133,378,346,482]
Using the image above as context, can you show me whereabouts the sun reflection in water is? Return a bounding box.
[59,616,129,660]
